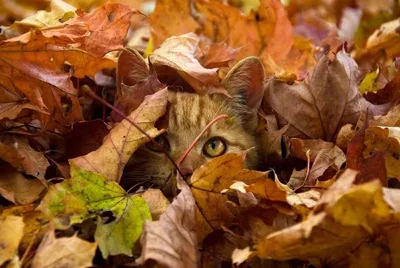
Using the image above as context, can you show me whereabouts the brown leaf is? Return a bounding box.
[113,48,165,122]
[0,135,49,180]
[0,164,45,204]
[198,41,241,69]
[366,18,400,58]
[70,89,167,182]
[150,33,220,93]
[31,230,97,268]
[64,120,110,159]
[189,151,287,242]
[263,51,390,141]
[363,126,400,181]
[136,176,199,268]
[0,215,24,266]
[289,138,346,186]
[140,188,170,220]
[347,122,388,185]
[256,169,395,263]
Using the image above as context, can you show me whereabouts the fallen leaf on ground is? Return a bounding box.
[137,175,199,268]
[71,89,167,182]
[0,215,24,266]
[363,126,400,181]
[263,50,390,141]
[256,169,398,263]
[38,165,151,257]
[0,164,45,204]
[347,121,388,184]
[366,18,400,58]
[0,135,49,180]
[2,0,76,38]
[31,230,97,268]
[113,48,165,121]
[150,33,220,93]
[189,151,286,242]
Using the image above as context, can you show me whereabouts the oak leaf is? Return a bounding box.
[137,176,199,268]
[38,165,152,258]
[31,230,97,268]
[71,89,167,182]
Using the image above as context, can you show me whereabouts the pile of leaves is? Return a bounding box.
[1,0,400,267]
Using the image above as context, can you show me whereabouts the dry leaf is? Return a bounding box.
[0,216,24,266]
[137,176,199,268]
[140,188,170,220]
[0,135,49,180]
[189,151,286,242]
[264,51,390,141]
[256,169,397,263]
[367,18,400,58]
[0,164,45,204]
[150,33,220,93]
[31,230,97,268]
[71,89,167,182]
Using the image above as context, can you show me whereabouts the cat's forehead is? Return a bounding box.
[166,91,229,135]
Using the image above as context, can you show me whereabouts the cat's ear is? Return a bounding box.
[117,48,149,87]
[221,57,265,109]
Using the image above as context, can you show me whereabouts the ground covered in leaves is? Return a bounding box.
[1,0,400,267]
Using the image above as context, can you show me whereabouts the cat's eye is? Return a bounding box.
[147,135,170,152]
[203,137,226,158]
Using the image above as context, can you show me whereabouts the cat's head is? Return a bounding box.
[120,53,265,194]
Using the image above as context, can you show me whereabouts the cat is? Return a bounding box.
[120,56,265,194]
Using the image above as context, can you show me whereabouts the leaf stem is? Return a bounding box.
[177,114,230,166]
[294,149,311,193]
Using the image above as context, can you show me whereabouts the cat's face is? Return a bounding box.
[120,57,265,194]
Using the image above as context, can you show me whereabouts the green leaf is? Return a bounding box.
[359,68,379,94]
[38,165,151,258]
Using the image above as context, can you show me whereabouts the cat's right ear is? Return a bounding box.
[117,48,149,87]
[221,57,265,110]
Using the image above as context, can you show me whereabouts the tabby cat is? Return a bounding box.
[121,57,265,194]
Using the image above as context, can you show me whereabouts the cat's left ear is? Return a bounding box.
[221,57,265,109]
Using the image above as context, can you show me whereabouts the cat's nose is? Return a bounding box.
[179,167,193,179]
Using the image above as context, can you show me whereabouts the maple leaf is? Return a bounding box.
[188,151,286,242]
[363,126,400,181]
[150,0,315,78]
[71,88,167,182]
[263,50,390,141]
[31,230,97,268]
[288,138,346,187]
[38,165,151,258]
[149,33,220,93]
[346,120,387,184]
[137,176,199,268]
[256,169,400,263]
[0,3,137,130]
[0,215,24,266]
